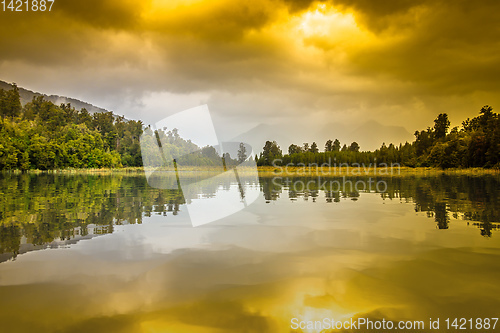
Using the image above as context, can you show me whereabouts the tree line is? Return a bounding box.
[140,127,247,168]
[257,106,500,169]
[1,82,498,170]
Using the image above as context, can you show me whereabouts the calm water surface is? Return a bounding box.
[0,173,499,332]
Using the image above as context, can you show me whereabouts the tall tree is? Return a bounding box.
[333,139,341,152]
[433,113,450,139]
[0,84,22,119]
[8,84,22,119]
[260,141,282,165]
[309,142,319,153]
[288,144,302,155]
[349,142,360,152]
[325,139,333,152]
[237,142,247,163]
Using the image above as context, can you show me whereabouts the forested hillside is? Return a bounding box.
[257,106,500,169]
[0,84,143,170]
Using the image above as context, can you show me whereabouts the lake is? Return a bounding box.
[0,172,500,332]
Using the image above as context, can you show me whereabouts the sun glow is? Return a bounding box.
[299,4,351,36]
[295,3,372,49]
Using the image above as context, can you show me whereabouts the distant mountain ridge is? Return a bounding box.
[232,120,413,153]
[0,80,108,113]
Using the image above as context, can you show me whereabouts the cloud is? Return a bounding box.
[1,0,500,144]
[54,0,149,29]
[339,0,500,94]
[146,0,280,41]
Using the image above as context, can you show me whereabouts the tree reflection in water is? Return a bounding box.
[0,173,499,260]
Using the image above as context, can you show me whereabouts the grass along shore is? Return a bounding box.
[1,166,499,177]
[257,166,500,177]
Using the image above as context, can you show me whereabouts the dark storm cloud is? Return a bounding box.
[149,0,277,41]
[342,0,500,94]
[1,0,499,136]
[332,0,428,31]
[54,0,149,29]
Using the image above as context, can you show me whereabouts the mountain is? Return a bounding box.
[0,80,107,113]
[347,120,414,149]
[233,120,414,154]
[231,123,294,156]
[316,120,414,151]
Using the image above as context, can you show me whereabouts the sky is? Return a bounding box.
[1,0,499,150]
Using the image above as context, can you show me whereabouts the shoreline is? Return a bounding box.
[1,166,499,177]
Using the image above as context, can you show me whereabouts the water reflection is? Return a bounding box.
[0,172,500,332]
[264,175,500,236]
[0,173,183,260]
[1,173,499,261]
